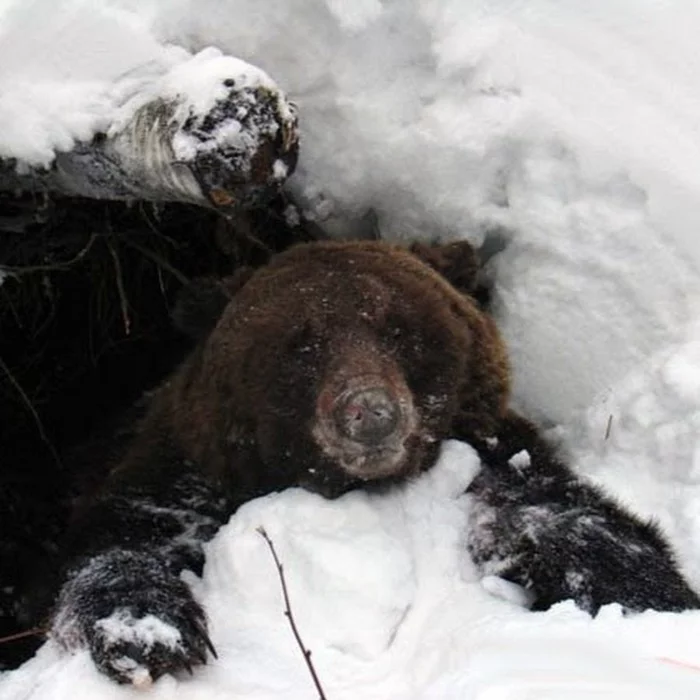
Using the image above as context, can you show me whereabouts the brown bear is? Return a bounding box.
[48,239,699,685]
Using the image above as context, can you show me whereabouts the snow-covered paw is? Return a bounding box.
[51,549,216,684]
[89,603,213,685]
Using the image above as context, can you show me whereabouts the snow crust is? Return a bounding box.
[2,0,700,698]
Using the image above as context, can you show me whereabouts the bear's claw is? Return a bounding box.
[52,549,216,684]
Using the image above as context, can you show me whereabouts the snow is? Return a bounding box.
[3,0,700,698]
[0,0,179,166]
[93,611,182,653]
[4,443,700,699]
[508,449,531,470]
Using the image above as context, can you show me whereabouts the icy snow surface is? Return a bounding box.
[3,0,700,698]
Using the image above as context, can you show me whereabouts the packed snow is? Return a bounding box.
[4,443,700,699]
[2,0,700,698]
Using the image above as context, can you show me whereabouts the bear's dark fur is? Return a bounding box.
[48,239,698,684]
[466,412,700,615]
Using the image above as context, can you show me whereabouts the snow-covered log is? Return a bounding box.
[0,49,299,211]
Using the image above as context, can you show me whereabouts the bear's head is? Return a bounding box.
[162,240,510,499]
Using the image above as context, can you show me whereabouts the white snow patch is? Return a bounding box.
[94,610,182,652]
[158,46,278,121]
[661,342,700,406]
[508,449,531,470]
[0,0,185,165]
[273,159,288,180]
[480,575,535,608]
[323,0,383,33]
[107,658,152,688]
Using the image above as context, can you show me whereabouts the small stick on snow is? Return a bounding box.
[257,527,328,700]
[0,626,46,645]
[604,414,613,441]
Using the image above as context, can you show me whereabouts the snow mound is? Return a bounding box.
[3,441,700,700]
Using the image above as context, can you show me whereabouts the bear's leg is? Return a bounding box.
[50,461,230,684]
[465,413,700,614]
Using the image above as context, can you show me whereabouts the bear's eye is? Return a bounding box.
[285,321,326,360]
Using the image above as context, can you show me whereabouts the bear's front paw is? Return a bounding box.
[52,550,216,684]
[88,601,212,685]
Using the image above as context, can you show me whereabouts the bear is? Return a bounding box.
[47,239,699,685]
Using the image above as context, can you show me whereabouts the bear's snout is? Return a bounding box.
[313,367,419,481]
[333,387,400,446]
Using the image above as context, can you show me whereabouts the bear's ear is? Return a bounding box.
[172,266,254,340]
[409,241,480,297]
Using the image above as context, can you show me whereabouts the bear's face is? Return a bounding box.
[167,241,510,498]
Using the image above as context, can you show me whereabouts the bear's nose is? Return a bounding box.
[334,388,400,445]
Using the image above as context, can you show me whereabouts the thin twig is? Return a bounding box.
[0,626,46,645]
[0,353,62,470]
[257,527,328,700]
[136,204,182,250]
[604,414,613,441]
[120,235,191,287]
[216,213,273,257]
[107,239,131,336]
[0,233,99,277]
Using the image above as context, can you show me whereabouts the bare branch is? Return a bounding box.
[107,239,131,336]
[0,626,46,646]
[0,352,61,469]
[120,235,190,287]
[0,233,99,278]
[257,527,328,700]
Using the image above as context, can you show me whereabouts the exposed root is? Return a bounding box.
[0,352,61,469]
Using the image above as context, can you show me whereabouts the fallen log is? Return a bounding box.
[0,49,299,212]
